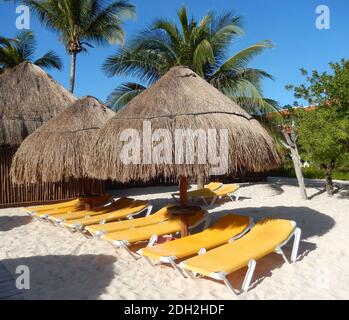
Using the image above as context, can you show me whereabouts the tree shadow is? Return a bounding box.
[263,183,284,196]
[241,183,285,197]
[1,254,117,300]
[307,188,327,200]
[336,185,349,199]
[0,215,32,232]
[268,176,349,199]
[209,206,335,240]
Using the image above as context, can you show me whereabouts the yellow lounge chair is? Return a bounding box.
[62,200,152,233]
[171,182,223,202]
[138,215,253,276]
[195,184,240,206]
[179,218,301,295]
[85,205,175,238]
[50,197,134,225]
[27,194,112,222]
[26,198,80,213]
[102,209,208,260]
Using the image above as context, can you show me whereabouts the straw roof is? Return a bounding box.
[0,62,76,147]
[88,66,281,182]
[11,96,115,184]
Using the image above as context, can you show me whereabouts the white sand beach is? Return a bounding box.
[0,178,348,300]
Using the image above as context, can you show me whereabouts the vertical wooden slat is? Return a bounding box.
[0,146,104,208]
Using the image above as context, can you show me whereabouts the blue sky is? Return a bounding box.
[1,0,348,107]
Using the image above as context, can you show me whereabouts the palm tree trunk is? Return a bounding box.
[325,160,335,196]
[69,52,77,93]
[281,128,308,200]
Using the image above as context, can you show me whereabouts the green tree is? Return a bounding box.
[0,30,62,72]
[288,60,349,195]
[24,0,136,93]
[103,6,277,114]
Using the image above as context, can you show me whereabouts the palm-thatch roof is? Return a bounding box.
[0,62,76,147]
[11,96,115,184]
[87,66,281,182]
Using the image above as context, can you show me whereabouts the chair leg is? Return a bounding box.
[242,259,256,292]
[147,234,158,247]
[209,196,217,206]
[235,189,241,201]
[167,257,188,278]
[201,197,209,206]
[182,268,196,281]
[275,246,290,264]
[143,256,156,267]
[220,274,239,295]
[119,242,140,261]
[291,228,301,263]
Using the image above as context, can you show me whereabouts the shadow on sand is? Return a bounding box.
[210,206,335,240]
[0,215,32,232]
[336,185,349,199]
[1,254,117,300]
[268,176,349,200]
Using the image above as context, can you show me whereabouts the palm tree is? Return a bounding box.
[103,6,278,114]
[0,30,62,72]
[24,0,136,93]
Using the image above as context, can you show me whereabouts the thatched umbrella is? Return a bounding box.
[88,66,280,206]
[11,96,115,189]
[0,62,76,147]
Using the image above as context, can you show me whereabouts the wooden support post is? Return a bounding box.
[179,176,188,206]
[196,174,205,190]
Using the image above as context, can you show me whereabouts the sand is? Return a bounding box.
[0,177,348,300]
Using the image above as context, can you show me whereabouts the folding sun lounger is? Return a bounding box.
[179,218,301,295]
[62,200,152,235]
[26,198,80,214]
[193,184,241,206]
[101,208,208,260]
[50,197,134,225]
[85,204,175,238]
[138,215,253,276]
[25,194,112,222]
[171,182,223,202]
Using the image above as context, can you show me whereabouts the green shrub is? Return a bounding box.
[269,161,349,181]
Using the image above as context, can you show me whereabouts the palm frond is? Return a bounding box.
[102,47,162,84]
[208,40,274,79]
[223,79,279,115]
[177,5,190,44]
[14,30,36,60]
[152,19,181,50]
[106,82,146,110]
[193,39,215,76]
[86,0,136,45]
[34,50,63,70]
[0,30,62,71]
